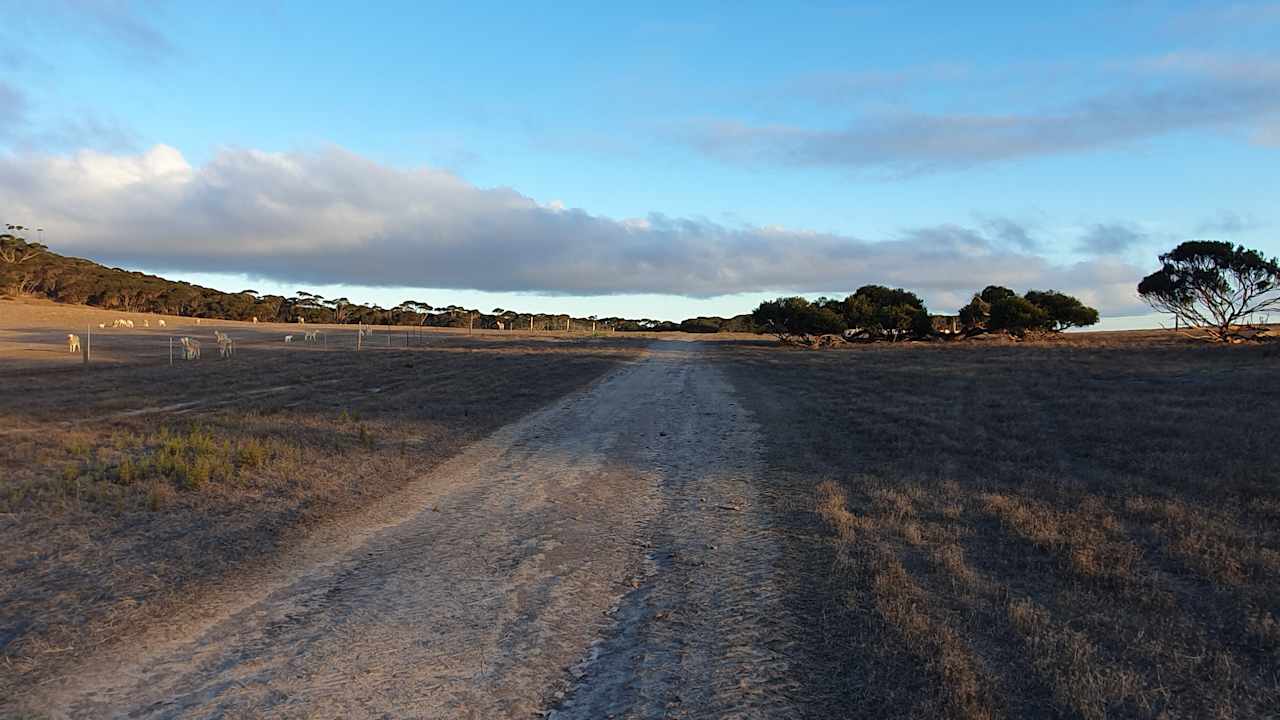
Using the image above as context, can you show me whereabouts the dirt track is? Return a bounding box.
[35,342,799,719]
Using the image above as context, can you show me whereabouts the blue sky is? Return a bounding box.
[1,1,1277,325]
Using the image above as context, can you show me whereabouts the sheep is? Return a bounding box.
[298,317,306,325]
[213,330,228,344]
[179,337,201,360]
[304,330,318,342]
[67,334,81,353]
[217,336,234,358]
[284,335,294,344]
[144,319,150,328]
[158,319,166,328]
[98,323,106,329]
[252,316,259,323]
[124,319,134,329]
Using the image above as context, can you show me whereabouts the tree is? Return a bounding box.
[324,296,351,322]
[832,285,930,340]
[752,297,846,343]
[0,234,46,265]
[988,296,1048,336]
[959,286,1016,331]
[1138,241,1280,342]
[1024,290,1099,331]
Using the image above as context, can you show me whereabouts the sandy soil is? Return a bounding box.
[29,342,800,719]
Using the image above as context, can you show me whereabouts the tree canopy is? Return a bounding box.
[1138,241,1280,342]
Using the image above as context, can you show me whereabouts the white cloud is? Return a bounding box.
[0,144,1150,315]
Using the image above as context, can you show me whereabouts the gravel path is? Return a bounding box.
[36,343,800,719]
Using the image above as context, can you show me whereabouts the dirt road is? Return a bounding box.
[36,343,799,719]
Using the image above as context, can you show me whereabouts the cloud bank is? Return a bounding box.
[0,144,1148,315]
[687,54,1280,174]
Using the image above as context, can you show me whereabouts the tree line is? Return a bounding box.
[0,235,761,333]
[752,284,1099,344]
[4,233,1276,343]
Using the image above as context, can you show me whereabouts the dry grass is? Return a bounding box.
[719,330,1280,718]
[0,309,642,696]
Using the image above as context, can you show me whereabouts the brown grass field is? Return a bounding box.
[0,298,645,697]
[720,332,1280,718]
[3,297,1278,717]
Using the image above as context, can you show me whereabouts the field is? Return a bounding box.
[721,333,1280,718]
[3,297,1278,718]
[0,299,643,701]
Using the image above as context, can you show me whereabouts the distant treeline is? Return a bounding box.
[0,235,1097,339]
[752,285,1099,344]
[0,235,762,332]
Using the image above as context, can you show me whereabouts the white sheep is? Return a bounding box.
[144,319,150,328]
[67,334,81,353]
[98,323,106,329]
[284,334,294,344]
[217,336,234,358]
[158,319,166,328]
[179,337,201,360]
[252,316,259,323]
[125,319,134,328]
[304,330,319,342]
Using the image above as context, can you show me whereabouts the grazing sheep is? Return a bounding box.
[144,319,150,328]
[125,319,134,328]
[158,319,166,328]
[179,337,201,360]
[217,336,234,358]
[284,335,294,344]
[67,334,81,353]
[252,316,259,323]
[98,323,106,329]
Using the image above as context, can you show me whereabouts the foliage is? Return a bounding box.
[959,285,1098,336]
[1138,241,1280,342]
[830,285,931,341]
[1024,290,1100,331]
[988,296,1049,336]
[752,297,847,342]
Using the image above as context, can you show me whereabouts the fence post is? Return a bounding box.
[83,324,89,366]
[169,336,173,366]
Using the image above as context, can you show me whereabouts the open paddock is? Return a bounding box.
[719,332,1280,718]
[0,298,645,696]
[5,296,1279,717]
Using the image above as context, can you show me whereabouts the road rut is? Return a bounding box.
[37,343,799,719]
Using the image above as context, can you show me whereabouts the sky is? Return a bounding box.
[0,1,1277,326]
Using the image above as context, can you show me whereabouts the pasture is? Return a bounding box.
[3,296,1277,717]
[0,298,643,697]
[721,333,1280,718]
